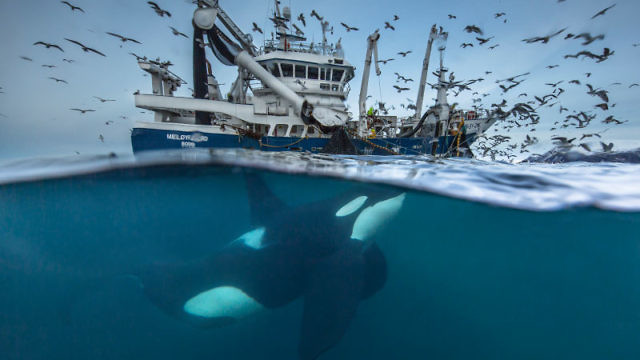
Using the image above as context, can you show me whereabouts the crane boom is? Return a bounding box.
[414,25,438,121]
[358,30,381,119]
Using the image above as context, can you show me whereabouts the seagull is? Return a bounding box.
[489,44,500,50]
[41,64,56,68]
[62,58,75,63]
[70,108,95,114]
[574,32,605,45]
[393,85,410,93]
[494,12,506,18]
[99,134,104,143]
[393,15,400,21]
[147,1,171,17]
[460,43,473,48]
[310,10,323,21]
[65,38,106,56]
[397,50,412,57]
[594,103,609,111]
[169,26,188,38]
[476,36,494,45]
[252,22,263,34]
[94,96,116,103]
[60,1,84,13]
[129,52,147,61]
[33,41,64,52]
[106,32,141,45]
[522,28,567,44]
[603,116,624,125]
[292,24,304,36]
[464,25,483,35]
[630,83,639,88]
[384,22,395,31]
[48,77,68,84]
[340,22,359,32]
[20,56,33,61]
[591,4,616,19]
[579,143,592,152]
[547,64,560,69]
[297,13,306,27]
[376,58,394,65]
[600,142,614,152]
[448,14,457,19]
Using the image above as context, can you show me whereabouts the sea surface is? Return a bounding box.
[1,149,639,360]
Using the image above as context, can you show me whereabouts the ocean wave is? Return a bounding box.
[1,149,640,212]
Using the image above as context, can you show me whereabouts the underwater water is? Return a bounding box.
[1,150,639,360]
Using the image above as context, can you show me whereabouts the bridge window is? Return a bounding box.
[320,68,327,81]
[308,67,319,80]
[320,83,330,91]
[331,84,340,91]
[295,64,306,78]
[281,63,293,77]
[268,63,281,77]
[332,69,344,82]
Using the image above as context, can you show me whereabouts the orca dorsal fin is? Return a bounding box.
[244,173,289,227]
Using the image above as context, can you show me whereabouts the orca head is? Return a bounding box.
[350,193,406,241]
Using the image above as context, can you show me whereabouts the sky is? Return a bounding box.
[0,0,639,161]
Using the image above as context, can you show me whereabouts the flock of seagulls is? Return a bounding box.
[4,0,191,148]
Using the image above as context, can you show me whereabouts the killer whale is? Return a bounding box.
[138,174,405,359]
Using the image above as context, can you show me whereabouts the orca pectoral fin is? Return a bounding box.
[298,241,366,360]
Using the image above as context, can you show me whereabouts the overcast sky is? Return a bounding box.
[0,0,638,160]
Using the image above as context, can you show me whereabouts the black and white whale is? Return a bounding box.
[138,175,406,359]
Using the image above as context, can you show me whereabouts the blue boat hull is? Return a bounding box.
[131,127,476,156]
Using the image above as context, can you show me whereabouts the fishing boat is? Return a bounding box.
[131,0,496,156]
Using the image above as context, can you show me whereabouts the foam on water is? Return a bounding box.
[1,149,640,212]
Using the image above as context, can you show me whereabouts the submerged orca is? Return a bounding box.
[138,174,405,359]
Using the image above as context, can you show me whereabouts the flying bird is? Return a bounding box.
[65,38,106,56]
[376,58,394,65]
[489,44,500,50]
[494,12,506,18]
[464,25,483,35]
[393,85,410,93]
[33,41,64,52]
[106,32,142,45]
[448,14,457,19]
[70,108,95,114]
[630,83,639,88]
[292,24,304,36]
[41,64,56,68]
[591,4,616,19]
[60,1,84,13]
[461,43,473,48]
[397,50,412,57]
[94,96,116,103]
[393,15,400,21]
[129,52,147,61]
[297,13,306,27]
[169,26,188,38]
[147,1,171,17]
[20,56,33,61]
[252,22,263,34]
[310,10,323,21]
[340,22,359,32]
[476,36,494,45]
[384,22,395,31]
[62,58,75,63]
[574,32,605,45]
[522,28,567,44]
[48,77,68,84]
